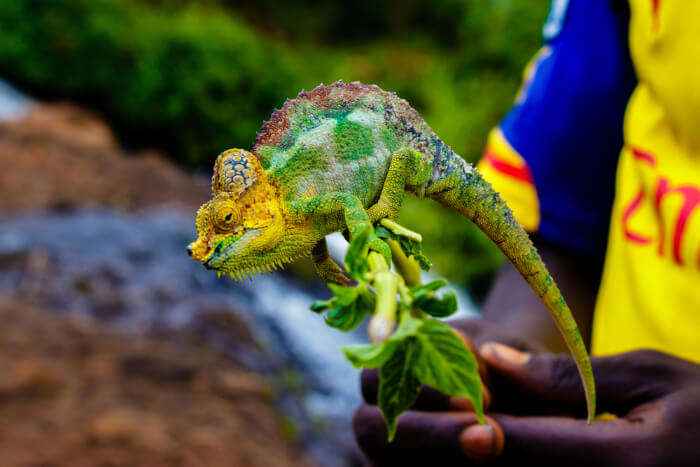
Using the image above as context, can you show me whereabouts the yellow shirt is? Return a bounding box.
[480,0,700,363]
[592,0,700,362]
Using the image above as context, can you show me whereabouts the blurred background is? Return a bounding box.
[0,0,548,465]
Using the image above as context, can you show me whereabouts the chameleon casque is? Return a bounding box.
[187,81,596,422]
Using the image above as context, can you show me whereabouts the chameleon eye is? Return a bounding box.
[211,201,241,233]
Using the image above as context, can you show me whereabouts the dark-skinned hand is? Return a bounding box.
[353,319,700,467]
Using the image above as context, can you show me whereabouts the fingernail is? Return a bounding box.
[459,424,495,459]
[481,342,530,366]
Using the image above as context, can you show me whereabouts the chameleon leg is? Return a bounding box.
[367,148,432,222]
[292,192,391,263]
[311,238,350,285]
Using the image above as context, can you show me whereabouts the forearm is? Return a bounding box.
[480,237,602,353]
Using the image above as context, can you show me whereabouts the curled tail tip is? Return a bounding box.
[587,394,596,424]
[587,402,596,424]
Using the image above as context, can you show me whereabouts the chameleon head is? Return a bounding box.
[187,148,291,279]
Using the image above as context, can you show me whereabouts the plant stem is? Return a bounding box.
[367,251,398,344]
[386,239,421,287]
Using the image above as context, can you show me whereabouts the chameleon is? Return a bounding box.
[187,81,596,423]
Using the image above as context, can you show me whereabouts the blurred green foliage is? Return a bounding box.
[0,0,302,165]
[0,0,549,297]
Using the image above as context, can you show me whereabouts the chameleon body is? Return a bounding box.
[188,81,596,422]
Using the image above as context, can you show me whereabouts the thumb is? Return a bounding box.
[479,343,670,417]
[480,342,585,416]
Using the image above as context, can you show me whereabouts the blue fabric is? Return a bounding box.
[499,0,636,255]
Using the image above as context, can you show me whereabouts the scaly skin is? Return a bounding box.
[187,81,596,422]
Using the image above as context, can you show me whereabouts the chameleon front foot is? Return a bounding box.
[316,259,351,286]
[311,238,351,286]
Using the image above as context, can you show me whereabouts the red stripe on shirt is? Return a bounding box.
[631,146,657,166]
[482,148,534,184]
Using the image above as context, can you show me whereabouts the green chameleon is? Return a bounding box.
[187,81,596,423]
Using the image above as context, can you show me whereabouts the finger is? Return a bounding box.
[480,343,676,416]
[491,413,642,466]
[361,369,491,412]
[448,318,547,352]
[353,404,504,465]
[452,328,490,381]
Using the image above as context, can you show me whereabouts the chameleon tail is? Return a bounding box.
[425,159,596,423]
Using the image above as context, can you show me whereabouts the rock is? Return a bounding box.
[87,410,170,451]
[211,370,269,400]
[0,101,209,212]
[0,301,311,466]
[194,307,260,350]
[0,359,63,401]
[120,354,197,383]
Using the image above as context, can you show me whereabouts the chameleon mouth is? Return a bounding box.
[203,245,304,282]
[201,227,307,281]
[218,259,283,281]
[213,252,306,281]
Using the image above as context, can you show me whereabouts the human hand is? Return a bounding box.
[353,318,532,464]
[354,326,700,466]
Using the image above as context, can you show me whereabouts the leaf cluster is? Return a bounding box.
[310,227,374,331]
[344,313,484,440]
[312,225,483,441]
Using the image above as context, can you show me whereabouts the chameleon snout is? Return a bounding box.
[187,238,211,262]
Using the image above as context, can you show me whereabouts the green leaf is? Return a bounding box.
[325,301,368,332]
[413,289,458,318]
[408,279,457,318]
[344,226,371,280]
[311,284,372,332]
[409,279,448,295]
[391,311,423,340]
[356,287,377,311]
[374,225,392,239]
[397,235,431,271]
[328,283,359,306]
[413,319,484,424]
[374,224,431,271]
[310,300,329,313]
[378,339,422,441]
[341,311,423,369]
[343,341,398,368]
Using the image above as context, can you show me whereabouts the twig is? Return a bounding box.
[367,251,398,344]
